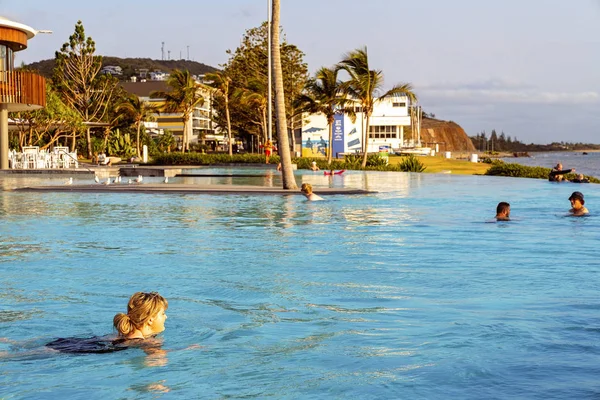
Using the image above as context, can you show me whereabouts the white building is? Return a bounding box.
[301,95,413,158]
[100,65,123,75]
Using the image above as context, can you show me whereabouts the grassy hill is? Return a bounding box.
[23,56,218,80]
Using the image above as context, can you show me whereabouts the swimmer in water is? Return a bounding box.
[300,183,324,201]
[310,161,320,171]
[568,191,589,216]
[46,292,168,354]
[495,202,511,221]
[548,163,575,182]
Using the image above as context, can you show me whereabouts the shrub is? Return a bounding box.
[397,155,426,172]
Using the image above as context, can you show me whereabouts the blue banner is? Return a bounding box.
[332,113,345,157]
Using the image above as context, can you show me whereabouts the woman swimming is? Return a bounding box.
[46,292,168,354]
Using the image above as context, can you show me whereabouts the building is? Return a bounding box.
[301,95,414,158]
[0,16,46,169]
[120,80,219,149]
[100,65,123,76]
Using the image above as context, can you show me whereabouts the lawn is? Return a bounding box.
[388,155,491,175]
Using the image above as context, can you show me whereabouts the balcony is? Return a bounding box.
[0,70,46,111]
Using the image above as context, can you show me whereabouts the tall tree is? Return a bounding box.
[296,67,350,164]
[151,69,204,152]
[218,22,308,153]
[53,20,118,157]
[205,71,234,155]
[272,0,297,189]
[116,94,159,157]
[10,83,83,149]
[337,46,417,167]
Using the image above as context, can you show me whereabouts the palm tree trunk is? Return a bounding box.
[272,0,297,189]
[226,98,233,156]
[361,114,370,167]
[136,121,142,158]
[327,117,333,165]
[86,127,92,158]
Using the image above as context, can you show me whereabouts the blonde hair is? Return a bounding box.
[301,183,312,194]
[113,292,168,336]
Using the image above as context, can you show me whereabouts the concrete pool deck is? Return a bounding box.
[14,184,373,196]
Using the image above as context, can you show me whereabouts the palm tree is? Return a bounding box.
[337,46,417,167]
[272,0,297,189]
[205,71,234,156]
[296,67,350,164]
[151,69,204,152]
[234,78,268,144]
[116,94,159,157]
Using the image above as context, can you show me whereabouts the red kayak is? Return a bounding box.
[324,170,345,176]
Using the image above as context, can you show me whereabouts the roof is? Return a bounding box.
[120,81,170,97]
[0,16,37,39]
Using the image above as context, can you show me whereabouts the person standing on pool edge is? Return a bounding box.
[264,140,274,164]
[114,292,168,340]
[568,191,589,216]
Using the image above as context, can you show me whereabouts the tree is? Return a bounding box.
[10,82,83,150]
[53,20,118,157]
[337,46,417,167]
[272,0,297,189]
[296,67,350,164]
[116,94,159,157]
[218,22,308,153]
[205,71,234,155]
[151,69,204,152]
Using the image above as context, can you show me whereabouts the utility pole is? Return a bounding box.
[167,50,171,60]
[161,42,165,60]
[187,45,189,60]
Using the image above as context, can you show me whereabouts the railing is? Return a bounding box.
[0,70,46,107]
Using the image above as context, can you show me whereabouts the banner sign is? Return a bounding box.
[332,113,345,157]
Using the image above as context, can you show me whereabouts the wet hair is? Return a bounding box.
[496,202,510,215]
[113,292,168,336]
[301,183,313,194]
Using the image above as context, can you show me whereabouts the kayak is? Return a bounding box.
[324,170,345,176]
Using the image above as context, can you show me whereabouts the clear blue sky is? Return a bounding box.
[3,0,600,144]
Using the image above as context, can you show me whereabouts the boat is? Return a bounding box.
[395,147,432,156]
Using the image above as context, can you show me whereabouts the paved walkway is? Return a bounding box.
[14,184,373,196]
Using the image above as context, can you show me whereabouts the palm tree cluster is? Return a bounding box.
[298,46,417,167]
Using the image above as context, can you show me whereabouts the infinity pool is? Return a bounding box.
[1,170,599,399]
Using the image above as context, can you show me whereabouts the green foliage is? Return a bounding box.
[108,133,136,158]
[152,152,280,165]
[397,155,426,172]
[484,161,599,183]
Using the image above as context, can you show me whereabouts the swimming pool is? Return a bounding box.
[1,170,599,399]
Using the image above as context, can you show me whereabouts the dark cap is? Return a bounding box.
[569,191,585,204]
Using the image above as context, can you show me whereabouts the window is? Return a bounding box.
[368,126,397,139]
[392,102,406,108]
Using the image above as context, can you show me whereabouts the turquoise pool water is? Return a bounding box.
[1,170,599,399]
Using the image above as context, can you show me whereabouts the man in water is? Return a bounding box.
[572,173,589,183]
[568,191,589,215]
[495,202,511,221]
[310,161,320,171]
[548,163,575,182]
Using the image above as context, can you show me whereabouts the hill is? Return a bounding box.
[420,117,476,153]
[23,56,218,80]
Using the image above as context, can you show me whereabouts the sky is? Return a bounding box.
[2,0,600,144]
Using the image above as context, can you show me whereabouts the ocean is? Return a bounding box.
[501,151,600,178]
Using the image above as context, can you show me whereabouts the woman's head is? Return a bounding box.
[113,292,168,337]
[301,183,313,194]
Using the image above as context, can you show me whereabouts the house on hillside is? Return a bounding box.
[300,95,413,158]
[100,65,123,76]
[120,80,221,150]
